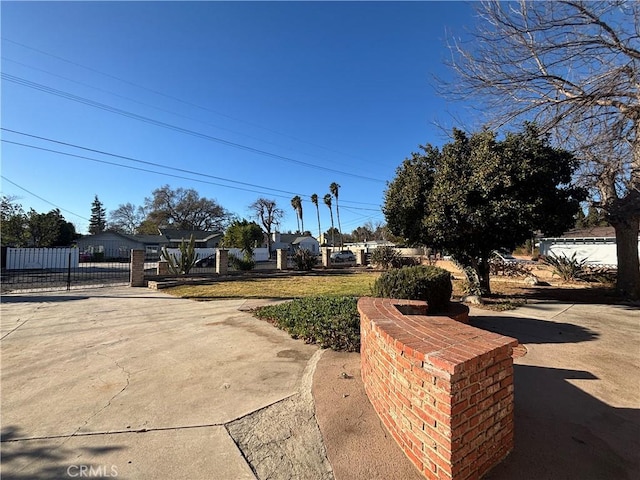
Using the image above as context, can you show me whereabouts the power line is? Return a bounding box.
[3,37,372,166]
[3,73,385,183]
[0,175,91,221]
[2,139,383,212]
[2,56,347,165]
[1,128,382,209]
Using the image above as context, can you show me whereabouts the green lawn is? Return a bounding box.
[164,271,382,299]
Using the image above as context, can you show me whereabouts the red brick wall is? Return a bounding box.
[358,297,517,480]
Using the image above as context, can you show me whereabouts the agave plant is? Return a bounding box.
[542,252,588,282]
[161,235,199,275]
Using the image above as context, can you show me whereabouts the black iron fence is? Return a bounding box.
[1,247,133,293]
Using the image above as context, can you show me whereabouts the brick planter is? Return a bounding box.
[358,297,517,480]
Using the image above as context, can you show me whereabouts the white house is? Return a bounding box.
[271,232,320,255]
[539,226,639,267]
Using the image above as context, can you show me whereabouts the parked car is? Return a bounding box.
[194,253,216,268]
[330,250,356,263]
[491,251,534,264]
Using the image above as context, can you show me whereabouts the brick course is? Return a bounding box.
[359,297,517,480]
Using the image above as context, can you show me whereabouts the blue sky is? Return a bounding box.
[1,1,478,235]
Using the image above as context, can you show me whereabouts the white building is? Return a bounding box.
[539,226,639,267]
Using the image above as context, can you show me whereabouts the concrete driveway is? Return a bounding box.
[0,287,329,480]
[312,300,640,480]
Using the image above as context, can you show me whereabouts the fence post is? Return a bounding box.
[276,249,288,270]
[67,251,72,291]
[130,250,146,287]
[322,247,332,268]
[216,249,228,275]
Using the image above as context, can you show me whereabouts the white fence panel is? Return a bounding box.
[160,248,217,262]
[161,247,269,263]
[228,248,269,262]
[7,248,80,270]
[539,240,640,267]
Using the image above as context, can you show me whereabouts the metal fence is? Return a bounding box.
[1,247,132,293]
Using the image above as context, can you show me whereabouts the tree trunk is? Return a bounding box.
[476,257,491,296]
[612,217,640,299]
[467,256,491,296]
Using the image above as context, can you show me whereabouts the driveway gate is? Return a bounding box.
[1,247,134,293]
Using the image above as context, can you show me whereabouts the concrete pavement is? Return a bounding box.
[2,288,638,479]
[313,301,640,480]
[1,288,329,480]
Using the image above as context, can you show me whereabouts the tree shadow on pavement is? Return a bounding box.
[503,285,631,306]
[486,365,639,480]
[1,295,90,303]
[470,315,599,344]
[1,426,126,480]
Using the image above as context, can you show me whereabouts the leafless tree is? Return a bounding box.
[443,0,640,298]
[108,202,146,234]
[249,197,284,257]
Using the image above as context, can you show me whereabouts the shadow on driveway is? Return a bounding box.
[470,315,599,344]
[1,426,127,480]
[487,364,639,480]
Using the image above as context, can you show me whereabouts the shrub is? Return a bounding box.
[581,266,617,284]
[372,265,452,311]
[542,252,587,282]
[254,296,359,351]
[292,249,318,271]
[370,246,401,269]
[396,256,420,268]
[229,255,255,271]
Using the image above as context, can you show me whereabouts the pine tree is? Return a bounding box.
[89,195,107,234]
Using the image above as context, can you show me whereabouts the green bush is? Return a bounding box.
[254,296,360,351]
[372,265,452,312]
[229,255,255,271]
[370,246,401,269]
[292,249,318,271]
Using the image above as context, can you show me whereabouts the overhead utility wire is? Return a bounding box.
[0,175,91,221]
[2,139,383,212]
[3,73,384,183]
[3,38,370,165]
[1,128,381,208]
[3,56,334,162]
[2,140,300,202]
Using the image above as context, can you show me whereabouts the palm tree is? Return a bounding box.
[329,182,343,247]
[311,194,321,240]
[290,195,303,233]
[323,193,335,245]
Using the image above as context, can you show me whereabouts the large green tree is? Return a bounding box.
[26,209,78,247]
[144,185,230,231]
[445,0,639,297]
[222,219,264,261]
[1,196,28,247]
[1,197,78,247]
[88,195,107,235]
[383,125,584,294]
